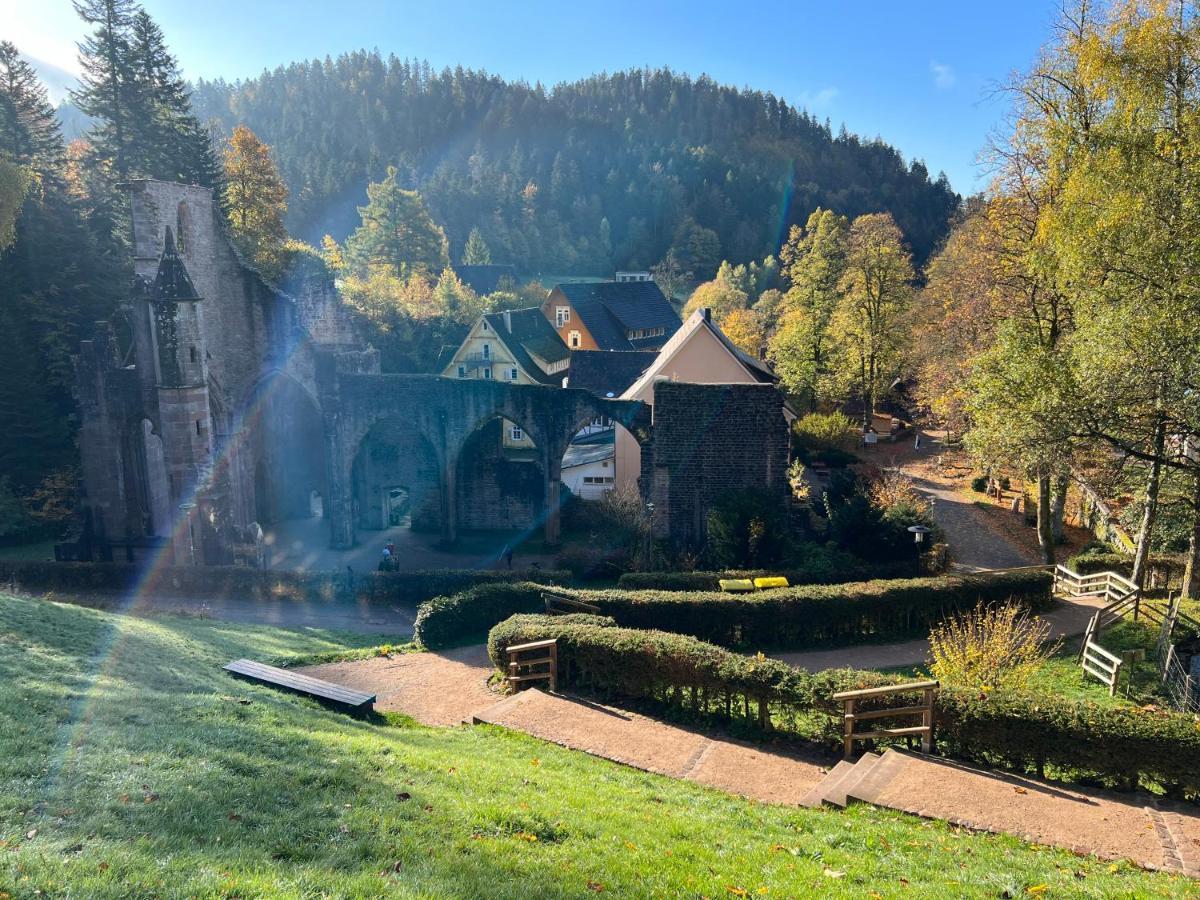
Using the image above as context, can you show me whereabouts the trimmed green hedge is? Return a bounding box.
[487,615,1200,795]
[424,569,1052,651]
[616,560,915,592]
[0,560,569,608]
[1067,552,1187,587]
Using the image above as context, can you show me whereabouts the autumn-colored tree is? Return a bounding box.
[0,156,29,251]
[826,213,914,429]
[223,125,288,277]
[718,307,764,356]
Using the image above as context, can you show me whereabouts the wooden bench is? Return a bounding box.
[224,658,376,715]
[506,639,558,692]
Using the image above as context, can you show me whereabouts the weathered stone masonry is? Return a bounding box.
[75,179,789,563]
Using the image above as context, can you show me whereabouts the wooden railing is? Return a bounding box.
[505,639,558,692]
[1080,637,1124,696]
[543,591,601,616]
[831,680,939,759]
[1053,565,1140,608]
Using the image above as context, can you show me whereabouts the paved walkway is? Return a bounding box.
[773,592,1108,672]
[842,749,1199,876]
[307,646,1200,875]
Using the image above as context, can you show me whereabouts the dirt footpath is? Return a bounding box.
[472,687,831,805]
[301,644,497,725]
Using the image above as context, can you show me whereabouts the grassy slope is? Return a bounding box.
[0,595,1192,899]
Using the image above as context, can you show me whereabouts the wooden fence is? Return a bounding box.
[831,680,939,759]
[505,639,558,692]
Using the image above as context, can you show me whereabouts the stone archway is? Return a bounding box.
[246,371,327,527]
[320,368,652,550]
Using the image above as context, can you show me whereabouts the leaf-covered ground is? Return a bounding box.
[0,593,1194,898]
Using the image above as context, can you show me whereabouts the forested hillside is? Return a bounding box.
[192,56,959,275]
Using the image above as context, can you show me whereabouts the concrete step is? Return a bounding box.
[799,760,856,808]
[843,749,907,806]
[824,752,883,807]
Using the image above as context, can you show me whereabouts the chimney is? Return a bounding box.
[503,310,512,332]
[702,307,711,322]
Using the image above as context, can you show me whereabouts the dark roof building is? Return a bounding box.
[541,280,682,352]
[455,264,518,295]
[566,350,658,398]
[441,306,570,387]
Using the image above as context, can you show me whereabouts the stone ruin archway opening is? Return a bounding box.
[248,373,328,528]
[453,413,547,552]
[348,417,443,551]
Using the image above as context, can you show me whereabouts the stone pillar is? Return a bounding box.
[440,461,458,547]
[544,449,562,546]
[327,437,355,549]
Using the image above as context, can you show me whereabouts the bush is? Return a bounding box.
[929,602,1058,691]
[705,488,791,568]
[616,552,913,592]
[0,561,569,608]
[488,615,1200,795]
[971,475,988,493]
[791,411,859,454]
[442,569,1052,652]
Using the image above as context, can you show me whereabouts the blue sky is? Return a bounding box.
[5,0,1059,194]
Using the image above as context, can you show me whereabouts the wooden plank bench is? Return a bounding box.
[224,658,376,715]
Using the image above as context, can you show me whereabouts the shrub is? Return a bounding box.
[791,411,859,454]
[705,488,791,568]
[488,615,1200,795]
[999,476,1012,491]
[444,569,1052,652]
[929,602,1058,691]
[971,475,988,493]
[616,552,913,591]
[0,561,569,608]
[414,582,547,649]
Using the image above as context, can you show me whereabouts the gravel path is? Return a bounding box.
[908,472,1036,572]
[774,593,1108,673]
[301,644,497,725]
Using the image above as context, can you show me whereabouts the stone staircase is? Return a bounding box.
[800,749,906,808]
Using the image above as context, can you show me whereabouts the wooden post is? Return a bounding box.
[843,697,856,759]
[921,687,935,754]
[549,642,558,692]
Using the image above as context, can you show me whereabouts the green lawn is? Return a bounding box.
[0,594,1194,898]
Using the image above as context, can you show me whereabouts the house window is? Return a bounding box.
[482,321,489,331]
[482,343,490,359]
[510,425,524,441]
[189,346,197,364]
[568,330,581,348]
[555,306,570,327]
[483,367,492,379]
[457,365,466,378]
[509,367,519,381]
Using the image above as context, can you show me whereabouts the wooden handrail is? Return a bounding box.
[832,679,938,701]
[834,680,938,759]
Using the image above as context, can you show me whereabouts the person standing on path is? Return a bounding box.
[502,544,513,569]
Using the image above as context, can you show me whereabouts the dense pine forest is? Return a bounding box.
[191,56,960,274]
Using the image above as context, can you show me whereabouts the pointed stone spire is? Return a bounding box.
[151,226,202,302]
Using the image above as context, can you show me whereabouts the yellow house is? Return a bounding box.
[441,307,570,449]
[613,308,791,489]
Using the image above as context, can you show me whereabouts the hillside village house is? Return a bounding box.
[441,307,570,450]
[613,308,790,491]
[541,279,681,352]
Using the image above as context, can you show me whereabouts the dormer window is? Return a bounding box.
[482,321,489,331]
[568,330,581,349]
[555,306,570,327]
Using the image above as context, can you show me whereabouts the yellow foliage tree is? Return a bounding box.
[223,125,288,278]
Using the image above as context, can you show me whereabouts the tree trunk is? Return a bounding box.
[1183,475,1200,599]
[1131,421,1166,588]
[1037,472,1055,565]
[1051,474,1070,544]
